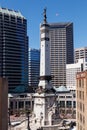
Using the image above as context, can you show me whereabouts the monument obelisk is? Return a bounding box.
[38,8,52,90]
[33,8,57,129]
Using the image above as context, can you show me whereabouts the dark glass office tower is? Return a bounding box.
[29,48,40,91]
[0,8,28,93]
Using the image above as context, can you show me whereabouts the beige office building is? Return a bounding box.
[49,23,74,87]
[76,71,87,130]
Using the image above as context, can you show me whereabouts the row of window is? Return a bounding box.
[59,101,76,108]
[77,79,84,88]
[77,112,85,125]
[77,101,85,112]
[59,95,75,98]
[77,90,84,100]
[0,14,26,23]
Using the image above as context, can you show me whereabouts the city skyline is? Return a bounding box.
[0,0,87,49]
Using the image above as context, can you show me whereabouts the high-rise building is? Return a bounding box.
[0,8,28,93]
[76,71,87,130]
[66,59,87,91]
[29,48,40,91]
[49,23,74,87]
[75,47,87,63]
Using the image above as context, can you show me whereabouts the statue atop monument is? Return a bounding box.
[43,7,47,23]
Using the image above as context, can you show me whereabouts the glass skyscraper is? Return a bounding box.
[29,48,40,91]
[0,8,28,93]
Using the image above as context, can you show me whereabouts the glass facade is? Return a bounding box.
[0,8,28,93]
[29,48,40,91]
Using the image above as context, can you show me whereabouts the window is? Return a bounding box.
[66,101,72,108]
[73,101,76,108]
[83,92,84,100]
[80,102,82,111]
[60,101,65,107]
[83,116,85,124]
[79,91,81,99]
[82,79,84,87]
[73,93,76,98]
[66,96,72,98]
[59,96,65,98]
[79,80,81,87]
[83,104,85,112]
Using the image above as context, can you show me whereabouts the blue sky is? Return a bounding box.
[0,0,87,49]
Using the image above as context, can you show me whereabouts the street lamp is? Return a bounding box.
[8,108,11,126]
[40,112,43,128]
[26,109,31,130]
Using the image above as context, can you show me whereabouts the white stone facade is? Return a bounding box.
[33,93,57,126]
[66,58,87,91]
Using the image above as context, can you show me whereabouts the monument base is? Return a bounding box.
[32,91,59,129]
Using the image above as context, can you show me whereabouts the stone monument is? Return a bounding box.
[32,8,59,129]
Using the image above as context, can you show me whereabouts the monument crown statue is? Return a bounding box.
[43,7,47,23]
